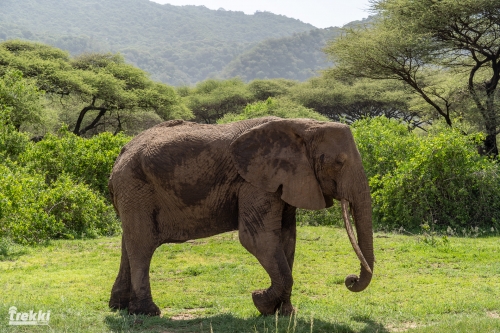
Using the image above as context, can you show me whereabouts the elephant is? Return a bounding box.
[108,116,374,316]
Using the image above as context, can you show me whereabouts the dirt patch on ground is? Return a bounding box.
[169,308,206,321]
[386,322,420,332]
[487,311,500,318]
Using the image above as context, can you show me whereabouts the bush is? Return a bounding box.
[297,206,343,227]
[20,128,130,197]
[352,117,500,231]
[183,78,255,124]
[217,97,329,123]
[0,124,126,245]
[0,164,119,245]
[0,105,30,160]
[375,129,500,231]
[40,175,120,239]
[248,79,298,101]
[351,116,417,183]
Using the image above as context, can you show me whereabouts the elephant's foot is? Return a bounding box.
[128,298,161,316]
[278,301,295,316]
[252,289,294,316]
[252,290,279,315]
[109,291,130,310]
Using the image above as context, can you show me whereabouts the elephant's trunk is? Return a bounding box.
[341,194,374,292]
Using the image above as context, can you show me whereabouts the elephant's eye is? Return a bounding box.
[335,153,347,166]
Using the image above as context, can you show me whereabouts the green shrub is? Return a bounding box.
[351,116,417,184]
[0,105,30,160]
[374,129,500,231]
[40,175,120,239]
[0,164,56,245]
[297,206,343,227]
[183,78,255,124]
[20,128,130,197]
[248,79,298,101]
[352,117,500,231]
[0,164,119,245]
[217,97,328,123]
[0,126,125,245]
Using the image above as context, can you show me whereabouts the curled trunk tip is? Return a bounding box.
[341,198,373,292]
[341,199,372,274]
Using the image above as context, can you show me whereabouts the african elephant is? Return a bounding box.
[108,116,374,316]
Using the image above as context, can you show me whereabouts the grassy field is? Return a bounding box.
[0,226,499,332]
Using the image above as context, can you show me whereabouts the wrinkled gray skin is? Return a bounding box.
[108,117,374,316]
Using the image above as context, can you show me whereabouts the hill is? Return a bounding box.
[220,27,340,82]
[0,0,316,85]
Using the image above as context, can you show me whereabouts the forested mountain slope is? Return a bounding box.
[221,28,340,82]
[0,0,316,85]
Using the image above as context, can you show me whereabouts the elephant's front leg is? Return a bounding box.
[281,204,297,273]
[238,186,294,316]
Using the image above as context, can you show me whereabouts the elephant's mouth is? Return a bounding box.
[320,180,338,207]
[323,195,334,208]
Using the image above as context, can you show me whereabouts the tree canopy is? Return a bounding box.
[0,40,192,136]
[290,76,424,127]
[217,97,328,124]
[0,69,44,131]
[179,79,254,124]
[326,0,500,154]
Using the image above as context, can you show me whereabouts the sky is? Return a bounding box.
[149,0,373,29]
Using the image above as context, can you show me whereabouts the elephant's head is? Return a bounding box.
[230,118,374,292]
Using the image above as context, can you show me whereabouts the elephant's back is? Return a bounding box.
[110,120,230,186]
[111,117,281,181]
[115,117,280,163]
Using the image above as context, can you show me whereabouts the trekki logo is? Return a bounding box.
[8,306,51,325]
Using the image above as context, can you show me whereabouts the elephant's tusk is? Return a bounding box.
[341,199,372,275]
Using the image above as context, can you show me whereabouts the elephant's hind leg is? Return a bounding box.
[238,187,294,316]
[109,234,132,310]
[120,210,161,316]
[126,239,160,315]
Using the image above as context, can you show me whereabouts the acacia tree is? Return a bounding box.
[0,40,192,136]
[69,53,192,135]
[326,0,500,155]
[377,0,500,155]
[180,78,254,124]
[291,77,426,128]
[325,21,456,127]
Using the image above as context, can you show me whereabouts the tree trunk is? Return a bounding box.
[484,134,498,156]
[73,104,108,136]
[469,57,499,157]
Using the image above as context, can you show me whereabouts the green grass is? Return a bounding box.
[1,226,499,332]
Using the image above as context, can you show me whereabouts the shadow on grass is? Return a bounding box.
[105,310,390,333]
[0,240,30,261]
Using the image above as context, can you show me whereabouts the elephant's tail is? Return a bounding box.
[108,177,120,217]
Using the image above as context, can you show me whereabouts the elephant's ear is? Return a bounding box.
[230,119,326,210]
